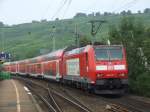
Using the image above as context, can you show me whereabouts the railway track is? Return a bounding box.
[16,77,57,112]
[106,99,147,112]
[13,76,150,112]
[41,79,149,112]
[47,85,132,112]
[98,94,150,112]
[47,84,93,112]
[14,76,93,112]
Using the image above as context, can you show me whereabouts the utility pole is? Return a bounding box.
[89,20,106,45]
[74,24,79,47]
[52,26,56,51]
[0,28,4,51]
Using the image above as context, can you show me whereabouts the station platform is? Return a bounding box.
[0,79,42,112]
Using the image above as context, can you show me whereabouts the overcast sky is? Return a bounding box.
[0,0,149,25]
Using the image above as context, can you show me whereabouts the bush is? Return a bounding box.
[136,72,150,97]
[109,16,150,97]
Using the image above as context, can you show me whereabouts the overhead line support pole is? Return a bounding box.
[89,20,106,45]
[74,24,80,47]
[52,26,56,51]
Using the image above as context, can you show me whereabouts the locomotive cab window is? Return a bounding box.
[95,48,109,60]
[109,47,123,60]
[95,46,123,60]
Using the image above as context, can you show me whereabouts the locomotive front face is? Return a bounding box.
[94,45,128,79]
[93,45,128,94]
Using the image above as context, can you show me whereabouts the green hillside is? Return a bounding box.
[0,13,150,60]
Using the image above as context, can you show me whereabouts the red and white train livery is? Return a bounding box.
[3,45,128,94]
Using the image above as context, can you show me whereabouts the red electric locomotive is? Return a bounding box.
[63,45,128,94]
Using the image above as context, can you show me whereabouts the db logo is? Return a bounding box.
[108,65,114,70]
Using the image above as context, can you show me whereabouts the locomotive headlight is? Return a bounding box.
[96,65,107,70]
[114,65,126,70]
[97,74,103,78]
[119,74,125,77]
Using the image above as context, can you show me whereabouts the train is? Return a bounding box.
[2,45,128,94]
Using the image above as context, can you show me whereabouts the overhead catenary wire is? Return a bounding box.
[84,0,139,14]
[112,0,139,12]
[84,0,98,13]
[41,0,139,22]
[61,0,72,19]
[51,0,69,20]
[40,1,53,20]
[40,0,69,20]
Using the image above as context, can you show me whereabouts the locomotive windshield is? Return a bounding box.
[95,46,123,60]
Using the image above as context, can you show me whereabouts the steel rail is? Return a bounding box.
[25,84,57,112]
[15,76,93,112]
[54,86,93,112]
[14,76,147,112]
[98,96,145,112]
[47,87,63,112]
[48,84,92,112]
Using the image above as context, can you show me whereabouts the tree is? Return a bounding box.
[144,8,150,13]
[126,10,132,15]
[55,18,59,21]
[88,12,95,17]
[32,20,39,23]
[95,12,101,16]
[120,10,132,15]
[108,16,149,95]
[104,12,109,16]
[0,22,4,27]
[108,25,121,44]
[120,10,126,15]
[142,28,150,65]
[138,10,141,14]
[74,13,87,18]
[41,19,47,23]
[79,36,91,47]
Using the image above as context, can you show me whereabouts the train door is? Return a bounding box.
[56,60,60,81]
[80,53,88,78]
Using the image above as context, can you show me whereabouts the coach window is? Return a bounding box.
[37,64,41,69]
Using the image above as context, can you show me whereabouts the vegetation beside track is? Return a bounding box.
[0,72,11,79]
[108,16,150,97]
